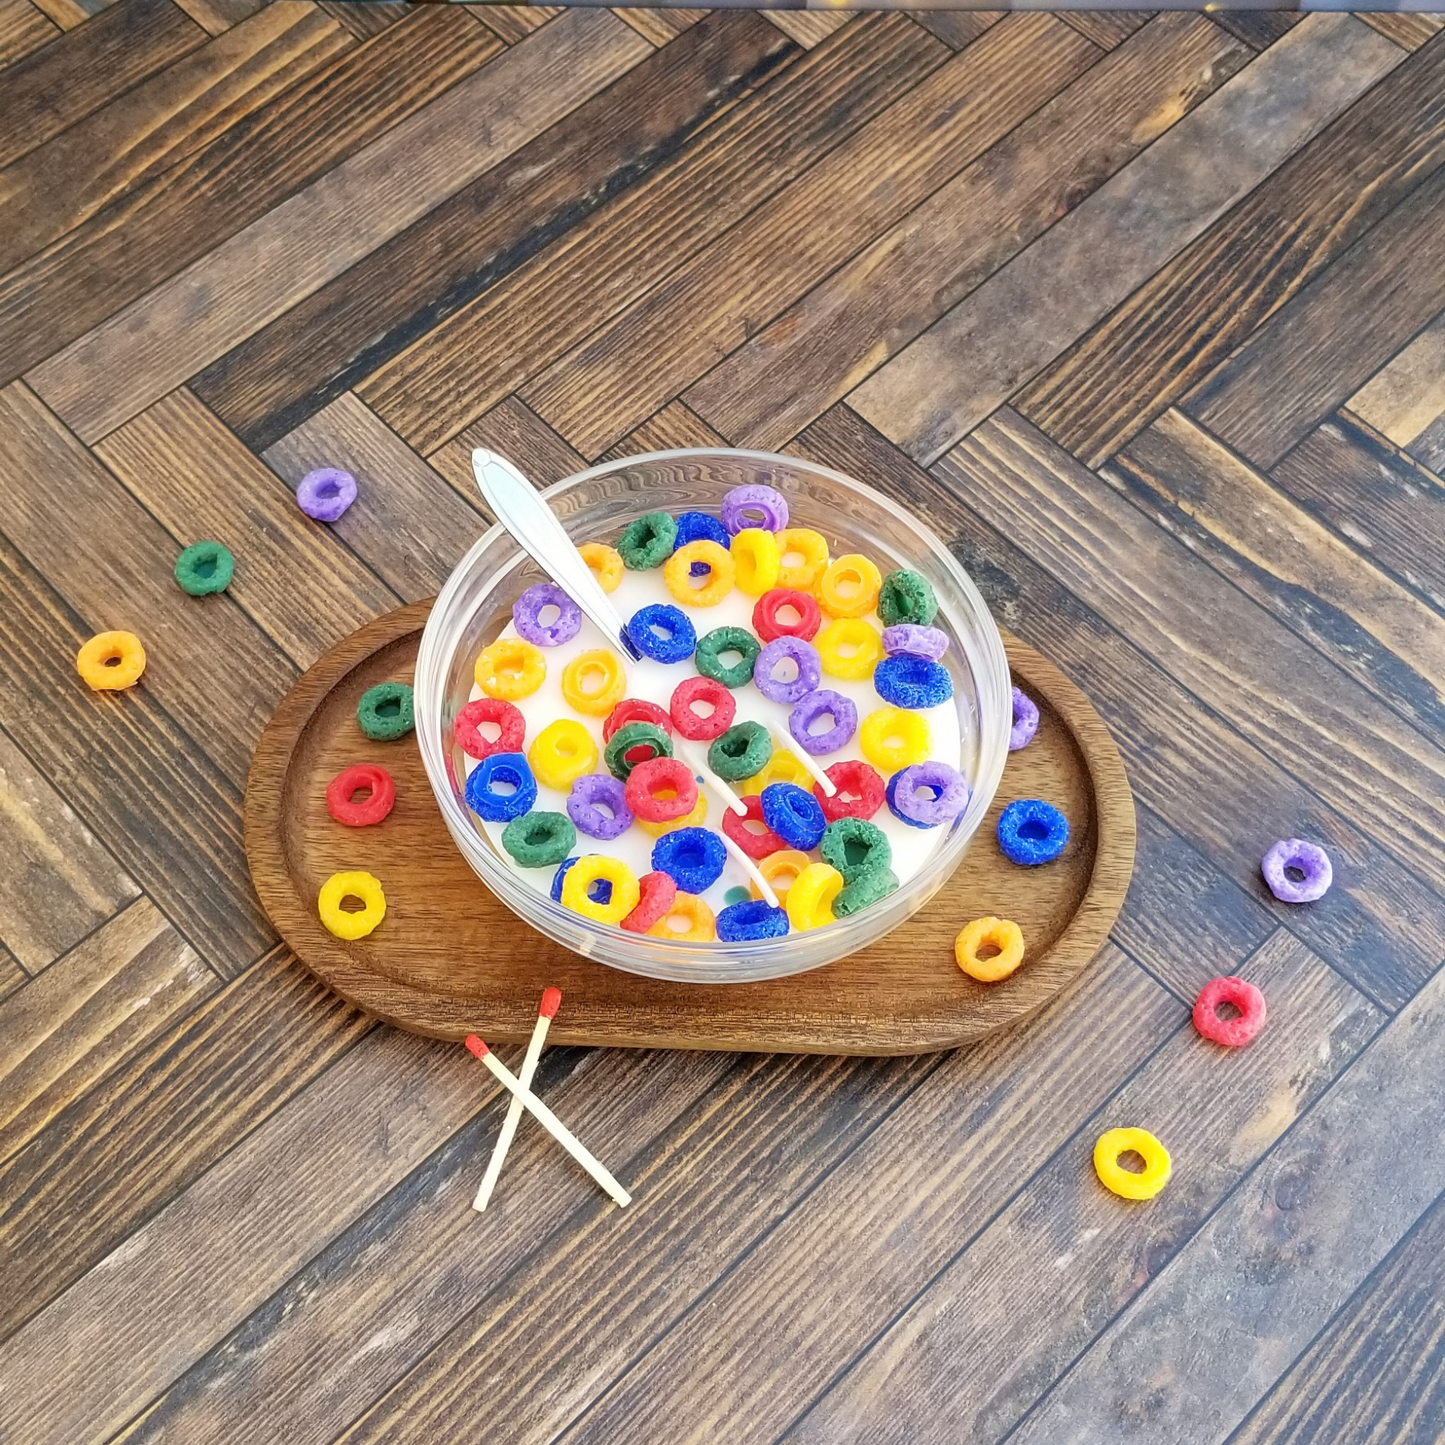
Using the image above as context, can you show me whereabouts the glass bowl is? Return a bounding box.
[415,449,1011,984]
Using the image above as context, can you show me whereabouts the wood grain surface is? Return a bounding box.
[2,8,1444,1441]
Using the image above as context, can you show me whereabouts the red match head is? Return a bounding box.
[464,1035,489,1059]
[539,987,562,1020]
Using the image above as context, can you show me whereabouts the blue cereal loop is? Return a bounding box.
[628,603,697,664]
[717,899,790,941]
[651,826,727,893]
[997,798,1069,866]
[873,654,953,710]
[550,855,612,904]
[760,782,826,851]
[465,751,537,822]
[675,511,729,576]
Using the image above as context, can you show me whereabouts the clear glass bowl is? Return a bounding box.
[415,449,1011,984]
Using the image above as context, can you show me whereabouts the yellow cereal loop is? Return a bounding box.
[76,630,146,691]
[1093,1127,1172,1201]
[638,791,708,838]
[578,542,623,594]
[664,540,735,607]
[318,870,387,940]
[475,638,546,701]
[750,848,812,903]
[740,748,812,796]
[816,618,883,681]
[954,916,1025,982]
[560,854,640,925]
[561,648,626,716]
[528,718,599,791]
[786,862,843,932]
[775,528,830,591]
[730,528,781,597]
[647,892,716,941]
[860,706,932,772]
[817,553,882,619]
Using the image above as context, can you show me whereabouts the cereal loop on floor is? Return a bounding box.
[357,682,414,741]
[528,718,599,791]
[561,855,640,925]
[174,541,234,596]
[1193,976,1267,1048]
[816,554,881,619]
[326,764,396,827]
[859,706,931,773]
[476,638,545,702]
[1262,838,1332,903]
[1094,1127,1171,1201]
[562,649,626,717]
[296,467,356,522]
[664,540,735,607]
[318,870,386,940]
[578,542,623,593]
[954,916,1024,982]
[786,862,844,932]
[76,631,146,691]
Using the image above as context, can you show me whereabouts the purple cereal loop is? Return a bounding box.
[513,582,582,647]
[567,773,633,841]
[788,688,858,756]
[892,761,969,827]
[1009,685,1040,751]
[754,635,821,705]
[721,484,788,535]
[1262,838,1332,903]
[882,624,949,662]
[296,467,357,522]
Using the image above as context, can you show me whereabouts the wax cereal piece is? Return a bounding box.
[1262,838,1332,903]
[887,761,969,829]
[326,764,396,827]
[638,791,708,838]
[751,848,811,903]
[528,718,598,791]
[695,626,760,689]
[814,759,885,822]
[859,706,931,773]
[502,810,577,868]
[754,588,822,644]
[708,720,772,782]
[754,635,821,705]
[651,826,727,893]
[722,483,788,534]
[1010,685,1040,751]
[476,638,546,702]
[620,869,678,932]
[997,799,1069,866]
[882,623,949,661]
[296,467,356,522]
[741,748,813,797]
[76,631,146,691]
[174,541,233,596]
[718,899,789,941]
[604,721,672,782]
[618,511,677,569]
[357,682,414,741]
[721,795,787,860]
[775,528,830,591]
[627,603,696,664]
[318,870,386,939]
[465,752,537,823]
[788,688,857,756]
[674,511,729,553]
[1093,1127,1171,1201]
[550,855,585,902]
[816,618,882,680]
[1193,976,1268,1048]
[603,698,672,743]
[874,654,953,710]
[578,542,623,593]
[625,757,698,827]
[454,697,524,761]
[834,867,898,917]
[877,569,938,627]
[664,540,735,607]
[816,554,881,619]
[820,818,891,883]
[562,649,626,716]
[731,528,781,596]
[647,892,716,941]
[724,885,752,906]
[561,855,640,925]
[761,782,826,851]
[954,915,1025,982]
[513,583,582,648]
[670,676,736,741]
[567,774,632,841]
[786,862,843,932]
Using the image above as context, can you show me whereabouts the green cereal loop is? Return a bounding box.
[820,818,892,882]
[501,810,576,868]
[604,720,672,781]
[877,569,938,627]
[833,866,899,917]
[707,720,772,782]
[695,626,761,689]
[174,540,234,597]
[617,512,677,570]
[357,682,414,741]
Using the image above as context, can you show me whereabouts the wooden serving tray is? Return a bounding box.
[246,602,1134,1054]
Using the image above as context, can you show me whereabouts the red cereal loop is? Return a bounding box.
[620,869,679,933]
[326,764,397,827]
[1193,976,1267,1048]
[625,757,699,824]
[603,697,673,743]
[753,587,822,643]
[814,759,885,822]
[721,794,788,860]
[670,676,736,741]
[454,698,524,760]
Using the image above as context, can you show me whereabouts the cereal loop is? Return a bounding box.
[1193,976,1267,1048]
[695,626,760,689]
[1093,1127,1171,1201]
[670,676,736,741]
[814,759,885,822]
[528,719,599,791]
[620,869,678,933]
[786,863,844,932]
[578,542,624,593]
[625,757,698,826]
[562,649,626,716]
[954,916,1025,982]
[318,870,386,940]
[646,892,716,942]
[174,541,234,597]
[717,899,789,941]
[357,682,414,741]
[816,554,881,619]
[475,638,546,701]
[76,631,146,691]
[664,541,735,607]
[859,706,931,773]
[730,528,781,597]
[775,528,830,591]
[753,588,822,644]
[326,764,396,827]
[454,697,524,761]
[561,855,640,925]
[617,512,677,570]
[603,698,672,743]
[816,618,883,680]
[502,810,577,869]
[750,849,812,903]
[741,749,813,797]
[721,794,787,860]
[638,791,708,838]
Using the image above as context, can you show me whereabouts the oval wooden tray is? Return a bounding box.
[246,602,1134,1054]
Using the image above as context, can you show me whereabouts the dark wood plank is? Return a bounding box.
[688,13,1248,451]
[466,3,557,46]
[1361,11,1445,51]
[0,0,352,276]
[524,13,1101,458]
[1060,10,1150,49]
[0,945,370,1341]
[170,0,263,36]
[0,943,24,1002]
[850,14,1404,465]
[0,727,138,974]
[190,10,796,449]
[0,7,499,388]
[316,0,407,41]
[425,394,587,504]
[1346,306,1445,457]
[909,8,999,51]
[1210,10,1303,51]
[0,0,202,168]
[0,0,59,65]
[602,397,729,460]
[32,0,118,31]
[356,13,949,453]
[611,5,705,48]
[763,9,849,49]
[1017,31,1445,467]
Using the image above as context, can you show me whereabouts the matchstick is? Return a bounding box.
[472,987,562,1213]
[464,1036,632,1208]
